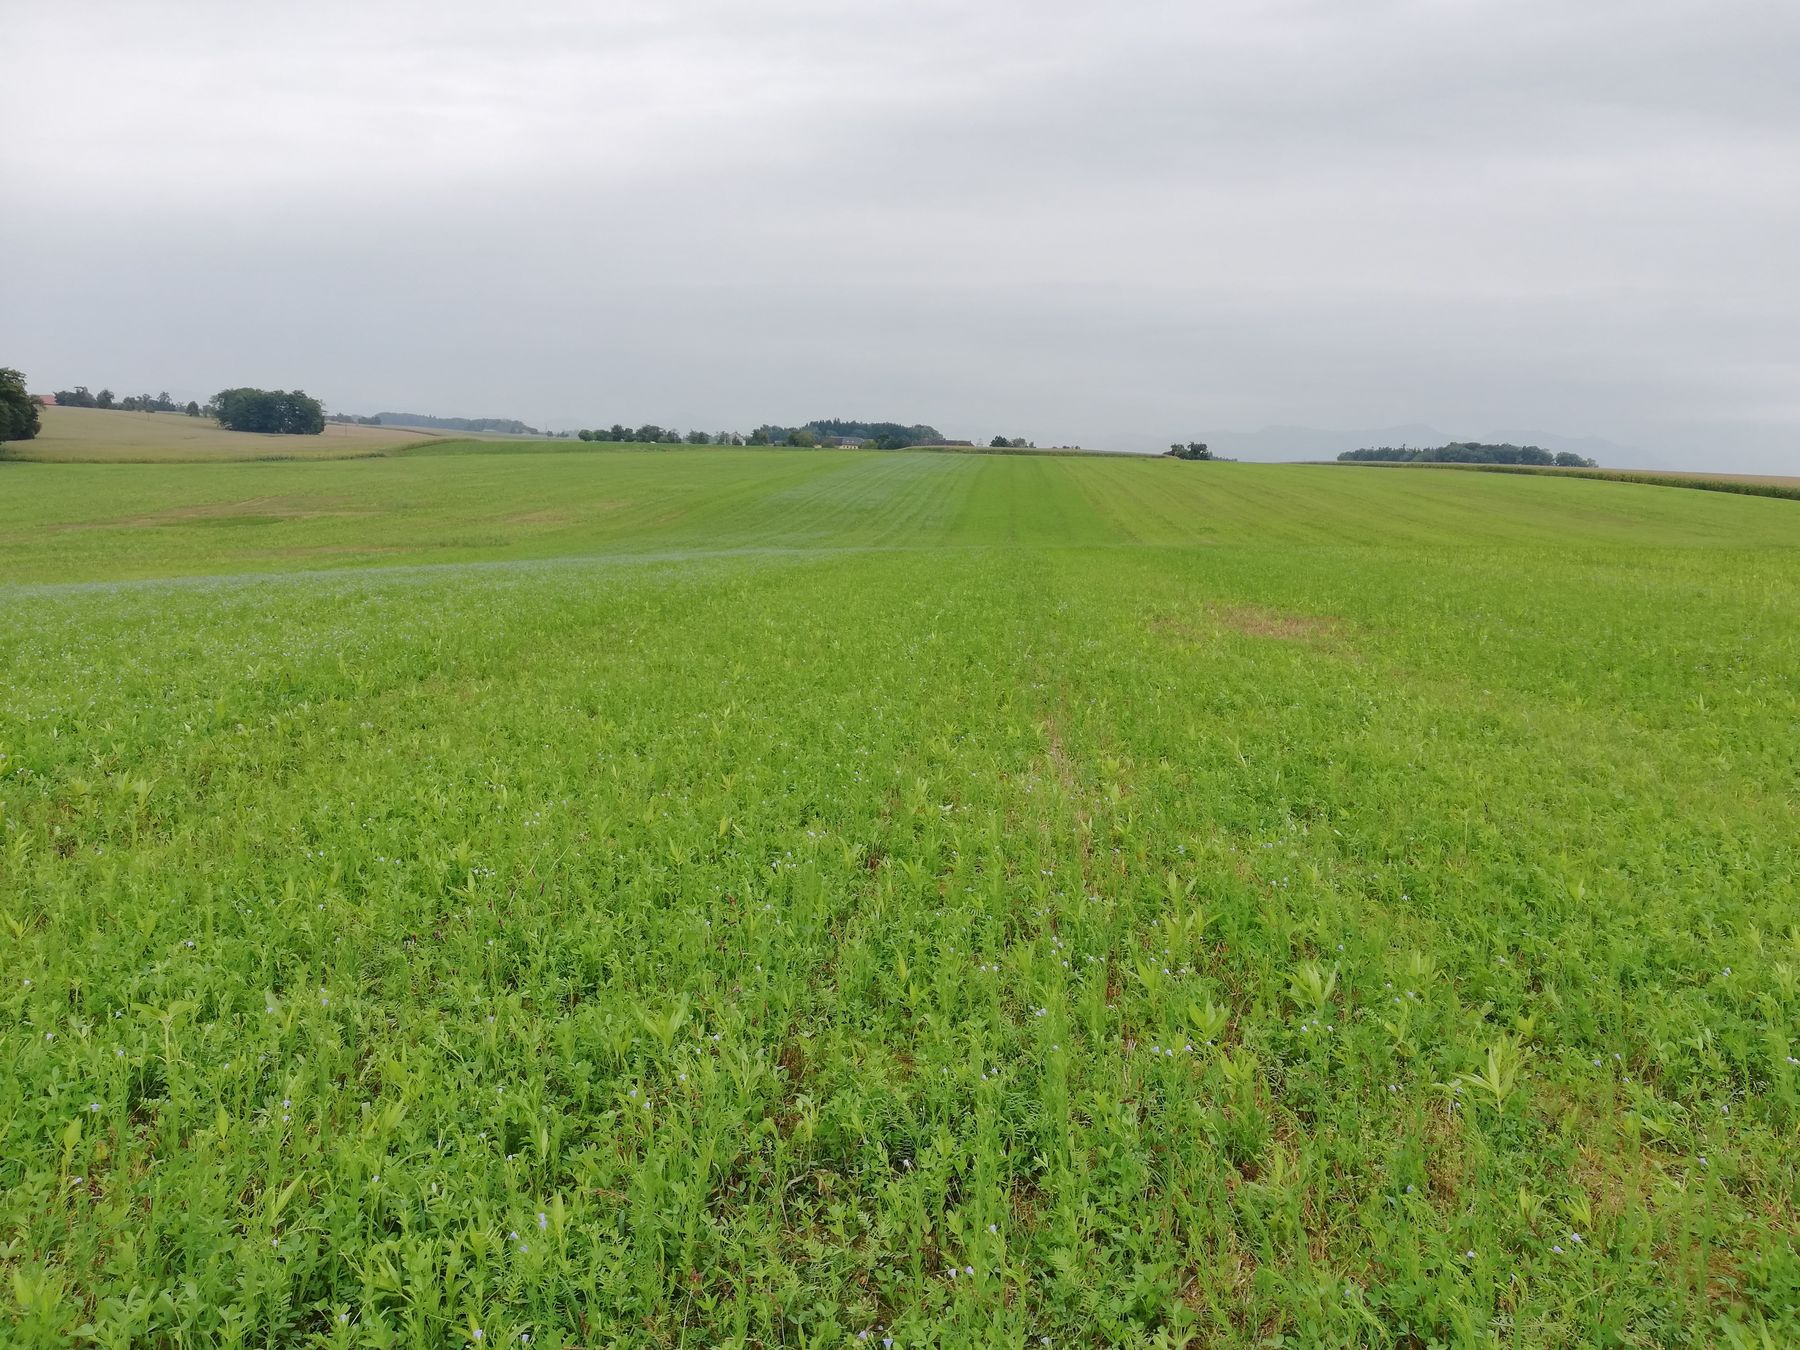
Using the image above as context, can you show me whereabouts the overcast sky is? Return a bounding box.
[5,0,1798,468]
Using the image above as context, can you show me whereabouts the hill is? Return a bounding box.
[7,404,438,462]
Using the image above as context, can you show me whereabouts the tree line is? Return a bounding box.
[367,413,538,435]
[804,420,945,449]
[1338,442,1597,467]
[50,385,202,416]
[577,425,731,445]
[19,383,976,448]
[45,380,328,434]
[571,419,956,449]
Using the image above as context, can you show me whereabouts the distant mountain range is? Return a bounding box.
[1099,424,1663,468]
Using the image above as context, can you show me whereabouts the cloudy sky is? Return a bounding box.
[5,0,1798,468]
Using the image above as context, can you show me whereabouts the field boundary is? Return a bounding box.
[1318,459,1800,501]
[398,438,1153,460]
[0,446,404,465]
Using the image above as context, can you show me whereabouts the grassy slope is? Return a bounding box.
[2,452,1798,1345]
[6,405,439,462]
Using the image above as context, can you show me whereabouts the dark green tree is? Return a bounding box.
[806,419,941,448]
[54,385,96,408]
[185,400,201,417]
[95,388,116,409]
[0,368,42,446]
[686,430,711,444]
[212,387,326,434]
[1337,442,1594,468]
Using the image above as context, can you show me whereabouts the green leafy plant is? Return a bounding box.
[2,447,1794,1344]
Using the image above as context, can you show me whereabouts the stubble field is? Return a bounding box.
[9,405,439,463]
[2,448,1797,1346]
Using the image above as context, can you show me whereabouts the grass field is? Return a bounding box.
[7,405,440,462]
[3,449,1798,1346]
[1328,459,1800,503]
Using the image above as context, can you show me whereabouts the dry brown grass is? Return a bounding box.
[1557,467,1800,487]
[1343,460,1800,500]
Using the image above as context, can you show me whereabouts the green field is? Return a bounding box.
[1327,460,1800,504]
[4,448,1798,1346]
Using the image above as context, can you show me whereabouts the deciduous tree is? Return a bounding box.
[212,387,326,434]
[0,367,42,446]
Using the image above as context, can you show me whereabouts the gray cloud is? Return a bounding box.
[4,0,1797,468]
